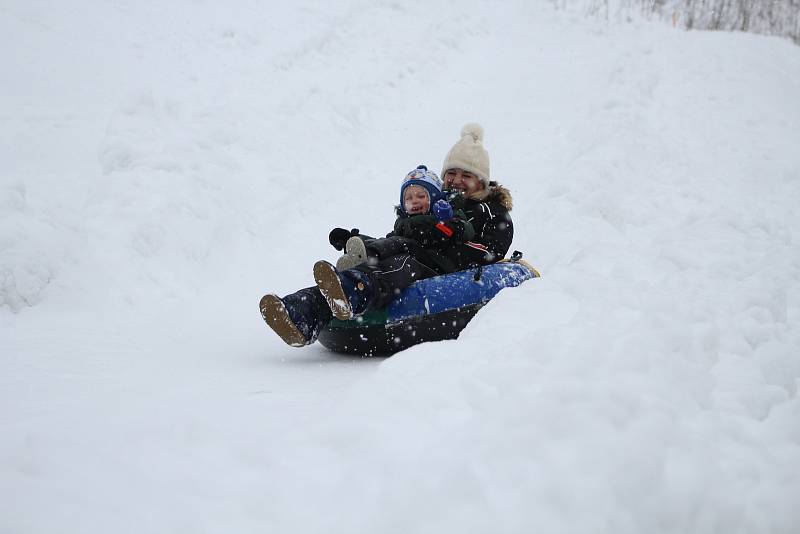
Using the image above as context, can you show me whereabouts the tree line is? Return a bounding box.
[557,0,800,44]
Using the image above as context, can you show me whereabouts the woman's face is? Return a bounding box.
[403,185,430,214]
[444,168,484,196]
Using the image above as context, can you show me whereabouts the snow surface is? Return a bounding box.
[2,1,800,533]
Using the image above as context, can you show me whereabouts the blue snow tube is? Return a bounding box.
[317,260,540,356]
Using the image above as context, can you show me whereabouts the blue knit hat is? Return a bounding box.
[400,165,444,214]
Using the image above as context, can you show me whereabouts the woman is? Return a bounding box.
[437,123,514,270]
[259,123,514,348]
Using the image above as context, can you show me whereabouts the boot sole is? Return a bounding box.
[335,252,364,271]
[335,237,368,270]
[259,294,308,347]
[313,260,353,321]
[346,236,368,259]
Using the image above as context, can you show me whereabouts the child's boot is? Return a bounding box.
[335,236,369,271]
[313,260,375,320]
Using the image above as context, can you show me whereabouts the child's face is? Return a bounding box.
[403,185,430,215]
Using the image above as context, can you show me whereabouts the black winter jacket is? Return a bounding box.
[380,204,474,274]
[444,184,514,270]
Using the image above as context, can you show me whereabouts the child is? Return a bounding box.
[332,165,474,273]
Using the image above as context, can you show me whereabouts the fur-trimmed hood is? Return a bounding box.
[468,183,513,211]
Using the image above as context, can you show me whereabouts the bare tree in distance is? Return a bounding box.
[553,0,800,44]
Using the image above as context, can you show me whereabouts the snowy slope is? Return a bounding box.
[2,1,800,533]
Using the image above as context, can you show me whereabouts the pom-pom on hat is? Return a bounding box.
[441,123,490,187]
[400,165,444,213]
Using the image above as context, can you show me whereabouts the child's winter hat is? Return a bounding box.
[400,165,444,211]
[441,123,490,188]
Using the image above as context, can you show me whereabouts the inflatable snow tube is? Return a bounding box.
[317,260,540,356]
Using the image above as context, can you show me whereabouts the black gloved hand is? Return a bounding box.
[445,191,466,210]
[329,227,359,251]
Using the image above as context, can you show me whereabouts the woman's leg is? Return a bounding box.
[259,286,332,346]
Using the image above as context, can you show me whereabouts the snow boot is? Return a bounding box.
[335,236,369,271]
[259,287,331,346]
[313,260,374,320]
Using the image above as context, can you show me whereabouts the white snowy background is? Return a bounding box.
[2,1,799,533]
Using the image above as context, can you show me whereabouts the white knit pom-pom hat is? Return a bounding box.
[441,123,490,187]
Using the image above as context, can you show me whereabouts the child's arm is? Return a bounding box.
[392,200,474,247]
[393,214,438,244]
